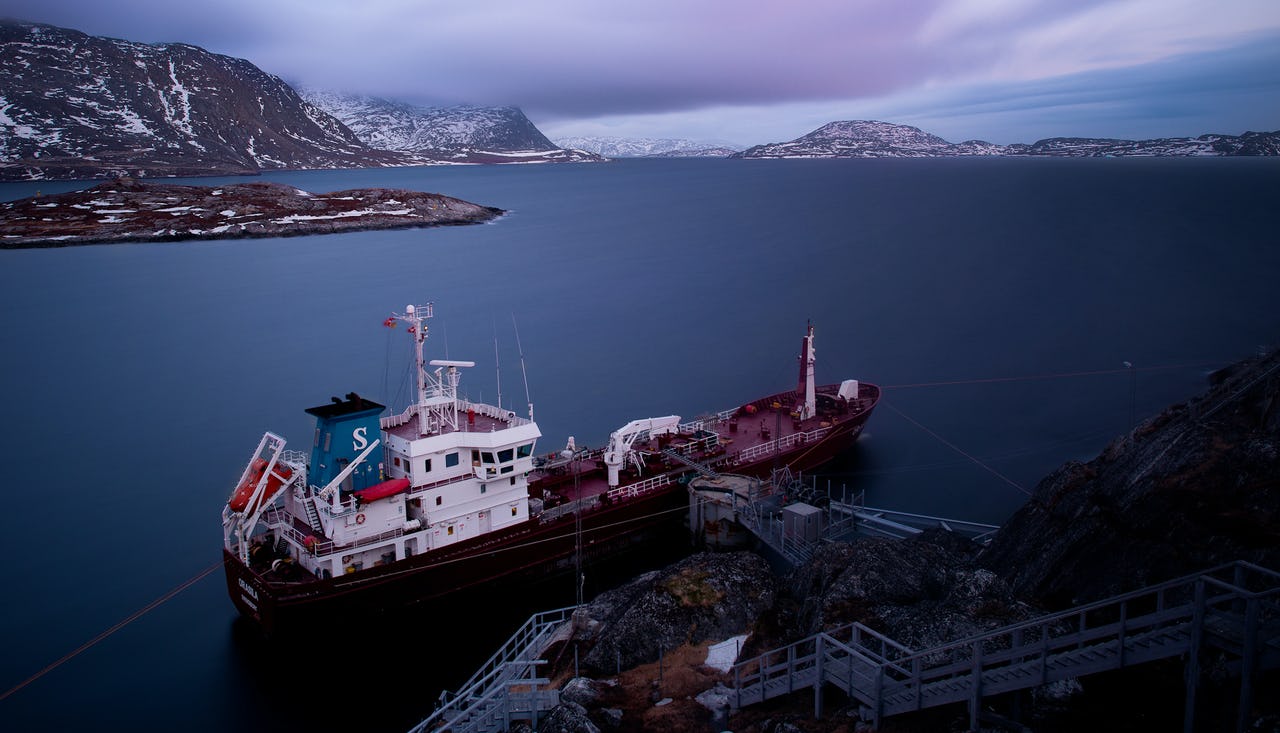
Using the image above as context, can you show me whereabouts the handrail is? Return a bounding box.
[605,472,680,501]
[733,426,832,465]
[408,605,576,733]
[446,606,577,702]
[732,560,1280,722]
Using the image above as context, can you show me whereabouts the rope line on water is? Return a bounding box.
[883,400,1033,497]
[0,558,225,703]
[1,358,1229,702]
[881,361,1219,390]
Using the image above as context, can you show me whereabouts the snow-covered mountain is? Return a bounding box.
[734,121,1003,158]
[0,20,410,180]
[301,89,603,164]
[554,136,740,158]
[735,120,1280,158]
[1005,132,1280,156]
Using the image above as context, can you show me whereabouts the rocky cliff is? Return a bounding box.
[0,20,410,180]
[300,89,604,164]
[982,347,1280,606]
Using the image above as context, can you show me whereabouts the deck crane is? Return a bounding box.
[603,415,681,488]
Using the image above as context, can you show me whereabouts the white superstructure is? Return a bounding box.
[222,302,541,580]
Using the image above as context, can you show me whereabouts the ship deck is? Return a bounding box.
[531,383,880,509]
[381,400,526,443]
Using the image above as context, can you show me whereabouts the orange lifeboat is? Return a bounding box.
[229,458,294,513]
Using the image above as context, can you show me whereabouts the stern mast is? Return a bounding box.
[796,322,817,420]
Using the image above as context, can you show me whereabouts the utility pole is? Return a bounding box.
[1123,361,1136,433]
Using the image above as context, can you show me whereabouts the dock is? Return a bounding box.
[688,469,1000,567]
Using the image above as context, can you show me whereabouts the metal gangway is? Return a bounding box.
[661,446,721,480]
[724,474,1002,568]
[731,561,1280,732]
[826,499,1001,545]
[408,605,578,733]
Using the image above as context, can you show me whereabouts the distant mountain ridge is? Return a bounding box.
[0,19,599,181]
[301,89,603,164]
[0,20,410,180]
[735,120,1280,158]
[554,135,740,158]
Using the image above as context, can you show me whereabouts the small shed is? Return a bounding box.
[782,502,825,543]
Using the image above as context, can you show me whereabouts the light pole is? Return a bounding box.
[1123,361,1135,433]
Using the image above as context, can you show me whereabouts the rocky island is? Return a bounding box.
[0,179,503,248]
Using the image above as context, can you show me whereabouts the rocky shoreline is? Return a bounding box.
[518,344,1280,732]
[0,178,504,248]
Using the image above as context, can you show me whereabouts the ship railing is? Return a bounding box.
[280,450,309,469]
[731,426,832,465]
[458,400,533,427]
[605,472,678,502]
[679,408,737,434]
[266,516,403,558]
[539,495,602,524]
[381,401,533,432]
[381,406,416,430]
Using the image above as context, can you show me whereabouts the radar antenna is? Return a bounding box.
[512,313,533,421]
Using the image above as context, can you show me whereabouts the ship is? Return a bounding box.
[221,303,879,635]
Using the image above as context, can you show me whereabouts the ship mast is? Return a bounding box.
[389,302,474,436]
[392,303,433,434]
[796,322,817,420]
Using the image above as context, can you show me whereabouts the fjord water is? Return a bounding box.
[2,157,1278,731]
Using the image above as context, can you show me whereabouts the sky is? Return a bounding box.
[3,0,1278,147]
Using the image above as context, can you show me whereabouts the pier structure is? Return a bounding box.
[730,560,1280,732]
[688,470,1000,567]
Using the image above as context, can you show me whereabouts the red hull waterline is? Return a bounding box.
[223,409,872,637]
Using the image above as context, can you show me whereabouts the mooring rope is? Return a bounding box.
[882,400,1034,497]
[0,558,224,702]
[881,360,1218,390]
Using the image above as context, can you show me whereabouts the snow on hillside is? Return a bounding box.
[554,136,740,158]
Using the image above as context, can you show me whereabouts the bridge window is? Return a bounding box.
[517,444,532,458]
[481,452,496,464]
[446,452,459,467]
[498,448,513,463]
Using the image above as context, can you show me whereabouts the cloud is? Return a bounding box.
[3,0,1278,143]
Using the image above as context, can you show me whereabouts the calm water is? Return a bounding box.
[2,157,1278,731]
